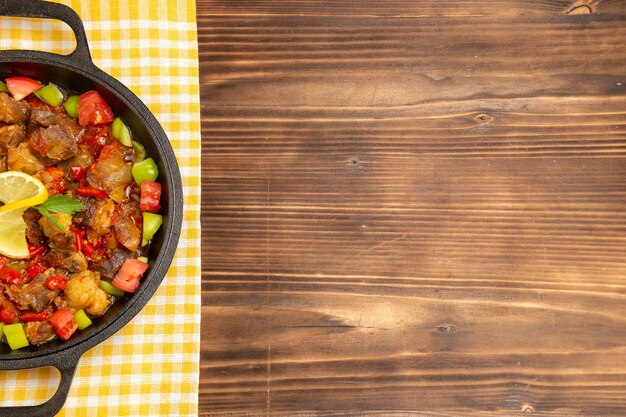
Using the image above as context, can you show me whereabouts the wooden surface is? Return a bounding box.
[198,1,626,416]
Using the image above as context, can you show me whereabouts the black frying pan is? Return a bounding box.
[0,1,183,416]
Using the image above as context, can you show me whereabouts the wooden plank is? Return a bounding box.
[198,0,626,17]
[199,2,626,416]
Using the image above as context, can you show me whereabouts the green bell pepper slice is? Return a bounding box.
[132,158,159,185]
[0,81,8,93]
[111,117,132,147]
[4,323,29,350]
[142,212,163,246]
[73,309,93,330]
[64,95,80,119]
[99,280,125,297]
[35,83,64,107]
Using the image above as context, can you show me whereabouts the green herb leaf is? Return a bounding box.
[36,195,85,232]
[38,194,84,215]
[37,206,66,232]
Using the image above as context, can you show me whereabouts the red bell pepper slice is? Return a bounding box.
[49,309,78,340]
[21,310,51,322]
[0,306,17,325]
[45,275,69,291]
[70,166,86,181]
[28,244,46,259]
[112,259,148,293]
[139,180,161,212]
[27,263,46,280]
[75,187,108,199]
[0,267,21,285]
[5,76,43,101]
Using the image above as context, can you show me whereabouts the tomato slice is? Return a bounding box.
[140,180,161,212]
[77,90,114,126]
[112,259,149,293]
[5,76,43,101]
[49,309,78,340]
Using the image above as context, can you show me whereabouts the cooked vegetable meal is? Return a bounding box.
[0,77,163,349]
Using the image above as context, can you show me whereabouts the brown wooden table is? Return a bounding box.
[198,1,626,416]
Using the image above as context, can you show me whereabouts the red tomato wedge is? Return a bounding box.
[5,76,43,101]
[78,90,114,126]
[140,180,162,212]
[49,309,78,340]
[112,259,148,293]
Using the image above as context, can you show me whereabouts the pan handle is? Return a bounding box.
[0,353,80,417]
[0,0,93,66]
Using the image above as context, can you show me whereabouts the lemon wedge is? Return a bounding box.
[0,206,29,258]
[0,172,48,259]
[0,171,48,213]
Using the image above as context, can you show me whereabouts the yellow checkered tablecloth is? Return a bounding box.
[0,1,201,416]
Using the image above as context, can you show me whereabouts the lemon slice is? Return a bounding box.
[0,206,29,258]
[0,171,48,213]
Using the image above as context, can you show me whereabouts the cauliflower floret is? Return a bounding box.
[65,270,99,310]
[85,288,111,317]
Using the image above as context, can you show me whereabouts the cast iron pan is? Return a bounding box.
[0,1,183,416]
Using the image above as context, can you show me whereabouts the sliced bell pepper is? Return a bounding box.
[3,323,29,350]
[64,95,80,119]
[142,212,163,246]
[28,244,46,259]
[111,117,132,147]
[27,263,46,279]
[45,275,68,291]
[0,81,8,93]
[70,166,86,181]
[132,158,159,185]
[0,306,17,325]
[75,187,108,199]
[73,309,92,330]
[34,83,64,107]
[99,280,125,297]
[21,310,51,322]
[0,267,21,285]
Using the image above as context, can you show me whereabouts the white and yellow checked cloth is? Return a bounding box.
[0,1,201,416]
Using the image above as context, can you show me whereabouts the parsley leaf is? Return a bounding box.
[36,195,85,232]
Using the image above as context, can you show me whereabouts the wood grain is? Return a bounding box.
[199,1,626,416]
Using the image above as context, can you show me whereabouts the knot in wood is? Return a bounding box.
[522,405,535,413]
[475,113,493,124]
[437,325,456,333]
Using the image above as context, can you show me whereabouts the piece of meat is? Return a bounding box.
[25,321,57,345]
[73,195,98,227]
[86,141,133,192]
[58,144,95,171]
[7,142,47,175]
[30,125,79,162]
[45,249,88,273]
[23,208,45,245]
[95,247,133,279]
[38,213,74,250]
[0,153,6,173]
[113,214,141,252]
[0,124,26,149]
[0,92,30,124]
[9,275,57,312]
[30,106,83,139]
